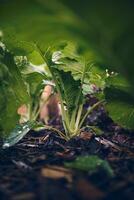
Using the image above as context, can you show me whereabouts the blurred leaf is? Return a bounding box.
[0,0,85,51]
[65,155,113,176]
[61,0,134,94]
[1,0,134,84]
[3,31,35,56]
[2,121,35,148]
[0,47,30,136]
[105,75,134,129]
[26,72,45,96]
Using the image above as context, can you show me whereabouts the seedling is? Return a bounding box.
[1,40,106,147]
[34,42,105,140]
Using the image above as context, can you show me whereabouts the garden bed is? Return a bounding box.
[0,112,134,200]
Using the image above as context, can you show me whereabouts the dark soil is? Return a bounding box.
[0,101,134,200]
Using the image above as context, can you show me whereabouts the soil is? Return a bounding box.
[0,99,134,200]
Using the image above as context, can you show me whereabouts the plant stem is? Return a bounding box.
[75,103,83,132]
[35,45,70,137]
[70,60,86,130]
[43,125,68,141]
[78,100,105,129]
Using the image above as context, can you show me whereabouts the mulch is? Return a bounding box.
[0,99,134,200]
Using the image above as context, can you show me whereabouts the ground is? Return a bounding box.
[0,100,134,200]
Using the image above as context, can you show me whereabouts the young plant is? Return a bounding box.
[35,42,105,140]
[0,39,106,147]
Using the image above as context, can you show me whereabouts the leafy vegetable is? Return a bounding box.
[43,42,104,138]
[1,37,105,142]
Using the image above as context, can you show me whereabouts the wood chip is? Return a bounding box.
[41,165,73,182]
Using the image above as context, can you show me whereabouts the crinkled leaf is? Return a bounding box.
[46,41,85,79]
[45,42,83,120]
[2,121,35,148]
[47,42,106,97]
[88,65,106,89]
[65,155,113,176]
[52,69,81,119]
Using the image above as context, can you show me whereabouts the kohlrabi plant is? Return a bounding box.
[36,42,105,140]
[0,38,107,147]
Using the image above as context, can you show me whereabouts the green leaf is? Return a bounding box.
[88,65,106,89]
[1,0,134,89]
[53,69,81,120]
[61,0,134,80]
[44,42,83,121]
[14,50,51,80]
[0,0,87,58]
[105,75,134,129]
[0,47,30,137]
[46,41,85,79]
[27,50,45,66]
[2,121,35,149]
[3,32,35,56]
[44,42,106,136]
[65,155,113,176]
[26,72,45,97]
[46,42,106,97]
